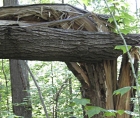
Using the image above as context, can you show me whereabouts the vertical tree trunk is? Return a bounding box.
[66,62,107,118]
[115,53,138,118]
[66,54,137,118]
[3,0,32,117]
[3,0,18,6]
[10,60,32,118]
[62,0,64,4]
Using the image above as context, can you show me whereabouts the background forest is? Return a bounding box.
[0,0,140,118]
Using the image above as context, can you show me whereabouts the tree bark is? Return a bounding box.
[115,54,138,118]
[10,60,32,118]
[1,3,139,118]
[66,61,109,118]
[3,0,32,118]
[66,56,137,118]
[3,0,19,6]
[0,26,139,62]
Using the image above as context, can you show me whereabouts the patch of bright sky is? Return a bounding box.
[19,0,74,5]
[0,0,83,8]
[126,0,140,12]
[0,0,3,6]
[0,0,139,15]
[0,0,139,13]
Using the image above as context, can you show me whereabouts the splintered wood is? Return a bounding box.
[0,4,112,32]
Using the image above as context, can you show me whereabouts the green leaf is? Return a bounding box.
[82,0,89,5]
[69,102,76,107]
[7,114,17,118]
[123,18,131,25]
[85,106,104,117]
[120,29,130,35]
[115,45,132,53]
[121,12,135,21]
[103,110,116,117]
[110,6,115,11]
[62,107,74,113]
[108,17,114,23]
[113,86,131,96]
[117,110,124,115]
[132,86,136,89]
[72,98,90,106]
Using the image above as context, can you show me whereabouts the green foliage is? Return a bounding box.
[0,60,82,118]
[85,106,104,117]
[103,110,116,117]
[70,98,104,117]
[70,98,126,117]
[29,61,82,117]
[40,0,54,3]
[1,0,140,118]
[117,110,125,115]
[115,45,132,53]
[103,109,124,117]
[0,59,12,118]
[72,98,90,106]
[0,111,19,118]
[113,86,131,96]
[19,0,54,4]
[82,0,89,6]
[105,0,139,34]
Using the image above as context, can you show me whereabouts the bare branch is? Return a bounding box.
[22,61,50,118]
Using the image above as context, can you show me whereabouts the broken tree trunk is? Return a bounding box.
[0,4,139,118]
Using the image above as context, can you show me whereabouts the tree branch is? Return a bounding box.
[22,61,50,118]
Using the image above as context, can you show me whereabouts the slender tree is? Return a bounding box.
[3,0,18,6]
[3,0,32,117]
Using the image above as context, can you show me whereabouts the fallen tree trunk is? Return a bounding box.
[0,26,139,62]
[0,4,139,118]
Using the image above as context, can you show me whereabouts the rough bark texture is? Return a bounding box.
[115,53,138,118]
[66,61,117,117]
[0,4,139,118]
[66,60,116,118]
[3,0,19,6]
[66,56,138,118]
[10,60,32,118]
[0,26,139,62]
[3,1,32,118]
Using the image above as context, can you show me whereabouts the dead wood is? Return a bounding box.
[0,26,139,61]
[0,4,139,61]
[0,4,140,118]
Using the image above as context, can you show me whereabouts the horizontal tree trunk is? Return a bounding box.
[0,26,139,62]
